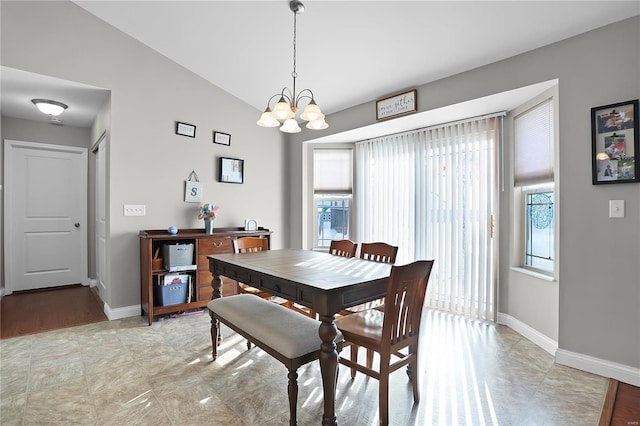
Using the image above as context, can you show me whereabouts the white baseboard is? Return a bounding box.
[88,278,98,288]
[497,312,558,356]
[556,349,640,387]
[498,312,640,387]
[104,303,141,321]
[0,287,4,298]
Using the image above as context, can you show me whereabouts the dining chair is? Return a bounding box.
[235,237,317,319]
[233,237,273,300]
[334,259,435,426]
[340,242,398,315]
[360,242,399,264]
[329,239,357,258]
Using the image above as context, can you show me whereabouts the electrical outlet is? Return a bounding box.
[124,204,146,216]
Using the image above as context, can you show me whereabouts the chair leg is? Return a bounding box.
[247,339,252,350]
[379,357,391,426]
[366,348,374,370]
[409,347,420,403]
[287,369,299,426]
[350,344,359,379]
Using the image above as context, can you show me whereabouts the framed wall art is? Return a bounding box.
[213,131,231,146]
[591,99,639,184]
[376,89,417,121]
[176,121,196,138]
[219,157,244,184]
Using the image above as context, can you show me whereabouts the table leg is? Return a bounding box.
[319,314,338,426]
[210,273,224,356]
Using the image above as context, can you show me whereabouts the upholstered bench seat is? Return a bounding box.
[207,294,343,426]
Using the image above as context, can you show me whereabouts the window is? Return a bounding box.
[514,99,555,273]
[523,185,554,272]
[313,149,353,248]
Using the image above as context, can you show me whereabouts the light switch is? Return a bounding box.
[609,200,624,218]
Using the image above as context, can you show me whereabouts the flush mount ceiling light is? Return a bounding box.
[256,0,328,133]
[31,99,68,116]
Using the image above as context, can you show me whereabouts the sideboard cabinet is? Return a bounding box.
[139,227,272,325]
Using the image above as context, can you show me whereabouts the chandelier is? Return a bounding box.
[256,0,328,133]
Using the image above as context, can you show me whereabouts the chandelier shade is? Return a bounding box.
[256,1,328,133]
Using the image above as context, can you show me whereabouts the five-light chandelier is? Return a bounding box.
[256,0,328,133]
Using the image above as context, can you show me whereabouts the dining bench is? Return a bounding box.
[207,294,343,426]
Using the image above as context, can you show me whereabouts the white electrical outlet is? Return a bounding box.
[609,200,624,218]
[124,204,146,216]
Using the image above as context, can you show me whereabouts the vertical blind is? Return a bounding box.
[356,116,501,321]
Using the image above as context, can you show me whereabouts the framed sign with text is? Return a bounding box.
[376,89,417,121]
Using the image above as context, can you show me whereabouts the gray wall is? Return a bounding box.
[289,17,640,371]
[1,1,286,310]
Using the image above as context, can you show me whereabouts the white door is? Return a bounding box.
[4,140,88,294]
[93,134,108,301]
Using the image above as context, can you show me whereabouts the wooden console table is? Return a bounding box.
[139,227,271,325]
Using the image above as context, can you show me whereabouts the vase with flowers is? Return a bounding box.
[198,203,219,234]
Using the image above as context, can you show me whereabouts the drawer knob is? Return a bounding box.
[212,241,223,247]
[274,284,281,293]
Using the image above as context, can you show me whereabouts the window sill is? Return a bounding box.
[510,267,556,282]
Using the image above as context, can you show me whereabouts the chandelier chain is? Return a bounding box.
[292,9,298,80]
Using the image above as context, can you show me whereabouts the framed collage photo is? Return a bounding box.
[591,99,639,184]
[219,157,244,184]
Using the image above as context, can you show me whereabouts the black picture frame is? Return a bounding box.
[176,121,196,138]
[213,131,231,146]
[219,157,244,184]
[591,99,639,185]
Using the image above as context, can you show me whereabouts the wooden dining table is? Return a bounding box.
[208,249,392,425]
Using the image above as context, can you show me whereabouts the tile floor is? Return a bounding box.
[1,309,608,425]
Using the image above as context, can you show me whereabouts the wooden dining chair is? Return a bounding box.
[235,237,316,319]
[233,237,273,300]
[329,239,357,258]
[340,242,398,315]
[360,242,398,264]
[334,260,435,426]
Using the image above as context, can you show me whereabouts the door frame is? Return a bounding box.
[3,139,88,295]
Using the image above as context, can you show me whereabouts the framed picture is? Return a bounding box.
[176,121,196,138]
[219,157,244,184]
[376,89,417,121]
[213,131,231,146]
[591,99,639,184]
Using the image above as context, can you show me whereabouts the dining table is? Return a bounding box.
[208,248,392,426]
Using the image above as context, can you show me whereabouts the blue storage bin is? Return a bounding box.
[156,274,190,306]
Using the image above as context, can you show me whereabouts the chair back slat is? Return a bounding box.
[234,237,269,253]
[360,242,398,264]
[329,239,357,258]
[383,260,434,346]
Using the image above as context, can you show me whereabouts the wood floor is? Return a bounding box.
[0,284,107,339]
[600,379,640,426]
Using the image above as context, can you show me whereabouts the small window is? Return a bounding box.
[315,195,351,248]
[313,149,353,249]
[524,185,554,272]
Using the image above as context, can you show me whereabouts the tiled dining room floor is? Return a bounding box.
[1,308,608,425]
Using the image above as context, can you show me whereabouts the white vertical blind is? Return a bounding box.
[356,116,500,321]
[514,99,554,186]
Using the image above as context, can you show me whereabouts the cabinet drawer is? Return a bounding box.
[253,275,297,300]
[197,238,233,255]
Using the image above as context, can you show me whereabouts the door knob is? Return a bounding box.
[74,223,80,228]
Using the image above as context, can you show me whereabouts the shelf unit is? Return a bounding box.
[139,227,272,325]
